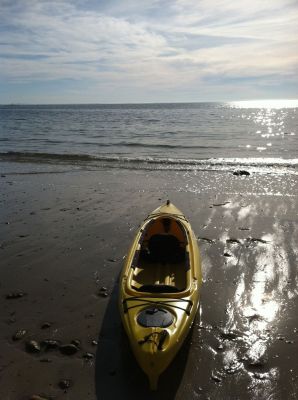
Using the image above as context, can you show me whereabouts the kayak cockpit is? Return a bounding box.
[129,216,191,294]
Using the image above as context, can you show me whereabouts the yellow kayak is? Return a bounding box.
[119,201,202,390]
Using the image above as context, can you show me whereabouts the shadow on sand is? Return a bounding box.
[95,281,195,400]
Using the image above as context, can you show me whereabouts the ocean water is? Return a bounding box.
[0,102,297,174]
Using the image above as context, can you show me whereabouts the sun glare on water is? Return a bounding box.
[230,99,298,109]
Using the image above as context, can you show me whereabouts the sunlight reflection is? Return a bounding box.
[230,99,298,109]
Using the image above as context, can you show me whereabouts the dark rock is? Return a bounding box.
[100,286,107,292]
[12,329,27,341]
[41,322,51,329]
[220,330,239,340]
[83,352,94,360]
[58,379,72,390]
[40,358,52,363]
[223,252,232,257]
[211,374,222,382]
[107,258,116,263]
[41,339,60,350]
[198,237,215,244]
[249,237,268,244]
[71,339,81,347]
[6,291,26,299]
[226,239,241,244]
[233,170,250,176]
[59,344,78,355]
[26,340,41,353]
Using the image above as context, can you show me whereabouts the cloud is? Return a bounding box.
[0,0,297,102]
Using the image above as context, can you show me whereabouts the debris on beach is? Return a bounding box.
[41,322,51,329]
[233,170,250,176]
[12,329,27,341]
[212,201,231,207]
[198,237,215,243]
[59,344,79,355]
[226,238,241,244]
[26,340,41,353]
[6,291,26,299]
[211,373,222,383]
[71,339,81,347]
[83,352,94,360]
[58,379,72,390]
[249,237,269,244]
[29,395,50,400]
[41,339,60,350]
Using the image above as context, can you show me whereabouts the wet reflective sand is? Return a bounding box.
[0,165,297,399]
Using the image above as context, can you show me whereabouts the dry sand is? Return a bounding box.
[1,164,298,400]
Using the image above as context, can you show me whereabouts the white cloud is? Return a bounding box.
[0,0,297,102]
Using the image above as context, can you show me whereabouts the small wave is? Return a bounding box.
[0,151,297,174]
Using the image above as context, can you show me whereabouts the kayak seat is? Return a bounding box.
[147,234,185,264]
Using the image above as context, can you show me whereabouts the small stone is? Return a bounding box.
[12,329,27,341]
[6,291,26,299]
[107,258,116,263]
[83,352,94,360]
[29,395,49,400]
[223,252,232,257]
[226,239,241,244]
[91,340,98,346]
[26,340,41,353]
[41,339,60,350]
[58,379,72,390]
[71,339,81,347]
[40,358,52,363]
[99,291,108,297]
[217,344,224,351]
[59,344,78,355]
[211,374,222,382]
[100,287,107,292]
[41,322,51,329]
[233,170,250,176]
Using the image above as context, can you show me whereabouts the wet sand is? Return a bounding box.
[1,164,298,400]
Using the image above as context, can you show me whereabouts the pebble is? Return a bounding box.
[100,287,107,292]
[59,344,78,355]
[233,170,250,176]
[58,379,72,390]
[41,322,51,329]
[223,252,232,257]
[26,340,41,353]
[211,374,222,382]
[99,291,108,297]
[12,329,27,341]
[41,339,60,350]
[71,339,81,347]
[6,291,26,299]
[83,352,94,360]
[91,340,98,346]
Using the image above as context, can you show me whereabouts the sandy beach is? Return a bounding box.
[1,164,298,400]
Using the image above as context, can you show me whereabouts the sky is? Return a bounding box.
[0,0,298,104]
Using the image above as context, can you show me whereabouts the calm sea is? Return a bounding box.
[0,102,297,173]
